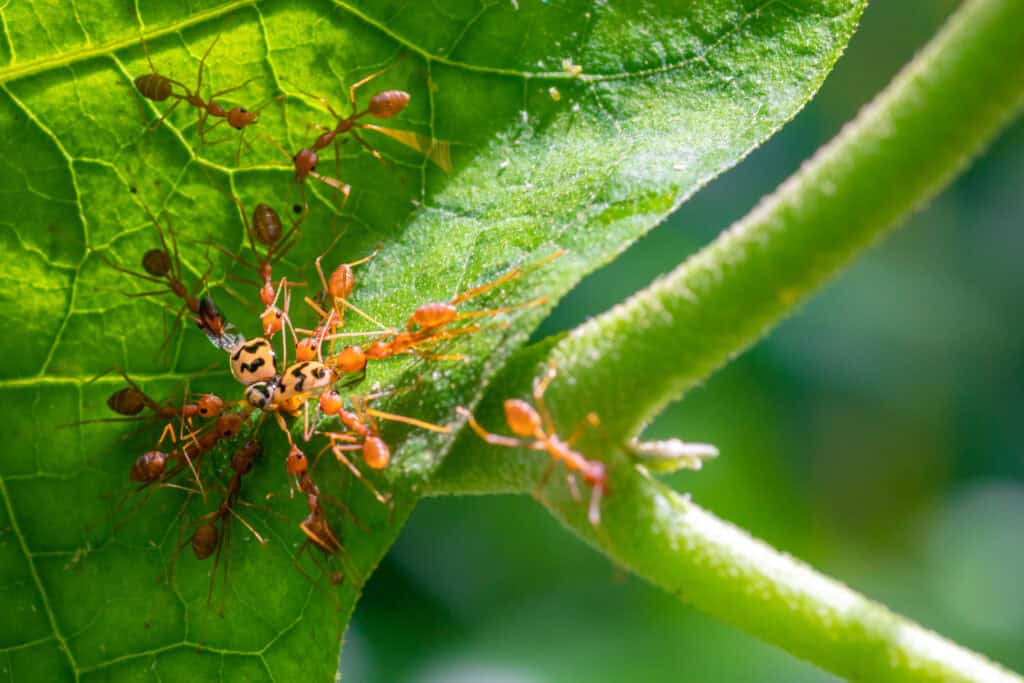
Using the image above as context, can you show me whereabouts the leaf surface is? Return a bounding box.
[0,0,862,680]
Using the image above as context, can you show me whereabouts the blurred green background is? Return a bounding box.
[345,1,1024,680]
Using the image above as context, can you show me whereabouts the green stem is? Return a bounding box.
[433,0,1024,681]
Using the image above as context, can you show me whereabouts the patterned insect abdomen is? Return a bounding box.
[230,338,278,385]
[275,361,332,404]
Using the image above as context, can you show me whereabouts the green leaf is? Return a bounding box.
[0,0,862,679]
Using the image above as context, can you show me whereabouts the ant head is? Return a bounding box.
[261,308,284,337]
[319,390,343,415]
[293,148,318,178]
[504,399,542,437]
[227,107,258,130]
[197,393,224,418]
[285,445,308,475]
[295,337,319,362]
[191,523,219,560]
[107,387,147,416]
[368,90,410,119]
[245,382,275,410]
[215,412,244,439]
[142,249,172,277]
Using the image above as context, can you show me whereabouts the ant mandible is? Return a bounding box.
[457,362,608,526]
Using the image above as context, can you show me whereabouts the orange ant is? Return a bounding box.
[325,250,564,369]
[457,363,608,526]
[98,202,241,352]
[293,237,389,363]
[134,33,278,164]
[312,389,449,505]
[261,68,451,203]
[170,438,267,607]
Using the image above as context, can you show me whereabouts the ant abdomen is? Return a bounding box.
[135,73,174,102]
[252,204,283,246]
[107,387,147,416]
[142,248,172,277]
[131,450,168,482]
[368,90,410,119]
[192,523,218,560]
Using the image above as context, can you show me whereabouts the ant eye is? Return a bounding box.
[239,108,248,113]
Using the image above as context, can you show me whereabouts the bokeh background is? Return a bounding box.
[344,1,1024,680]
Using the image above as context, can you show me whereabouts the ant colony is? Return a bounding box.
[79,28,715,607]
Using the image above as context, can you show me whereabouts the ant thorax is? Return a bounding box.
[230,338,279,385]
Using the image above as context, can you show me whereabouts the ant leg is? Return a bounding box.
[455,407,530,448]
[147,97,184,132]
[565,413,601,447]
[228,507,268,545]
[348,67,390,115]
[364,408,450,434]
[309,170,351,205]
[588,483,604,526]
[451,297,548,323]
[322,441,391,505]
[532,362,559,436]
[208,76,260,101]
[451,250,566,307]
[195,33,223,94]
[566,473,582,502]
[198,115,228,144]
[350,130,384,163]
[531,459,557,501]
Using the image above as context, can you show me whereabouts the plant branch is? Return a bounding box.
[431,460,1022,683]
[431,0,1024,681]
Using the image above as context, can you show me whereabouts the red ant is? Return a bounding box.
[202,194,308,339]
[457,363,608,526]
[170,438,267,607]
[284,445,363,588]
[313,389,449,505]
[98,202,241,352]
[134,33,278,164]
[103,370,224,431]
[262,68,451,203]
[128,410,249,502]
[324,250,564,370]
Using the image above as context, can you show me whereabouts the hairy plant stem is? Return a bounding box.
[431,0,1024,680]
